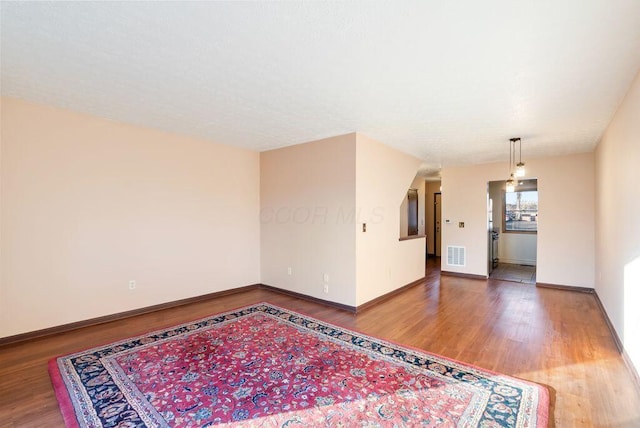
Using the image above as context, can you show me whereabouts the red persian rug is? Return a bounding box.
[49,303,548,427]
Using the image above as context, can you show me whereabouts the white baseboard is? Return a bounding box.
[499,258,536,266]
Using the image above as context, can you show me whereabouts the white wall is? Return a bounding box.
[0,97,261,338]
[441,152,594,287]
[595,70,640,371]
[500,234,537,265]
[260,134,357,306]
[355,134,424,306]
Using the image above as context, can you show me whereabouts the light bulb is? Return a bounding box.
[515,162,525,177]
[506,179,515,193]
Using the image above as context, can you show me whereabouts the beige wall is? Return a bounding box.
[595,70,640,371]
[441,152,594,287]
[260,134,357,306]
[260,133,424,308]
[355,134,424,306]
[0,97,261,338]
[0,100,3,322]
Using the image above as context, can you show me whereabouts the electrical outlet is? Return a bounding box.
[287,267,292,275]
[323,273,329,283]
[129,280,136,290]
[323,284,329,293]
[459,222,465,228]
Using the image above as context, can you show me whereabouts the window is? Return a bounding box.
[504,188,538,233]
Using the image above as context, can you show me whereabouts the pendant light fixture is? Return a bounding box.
[514,137,525,177]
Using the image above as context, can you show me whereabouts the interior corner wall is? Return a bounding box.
[595,70,640,371]
[0,97,261,338]
[441,152,595,287]
[355,134,424,306]
[260,134,357,306]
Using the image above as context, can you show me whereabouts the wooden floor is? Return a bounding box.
[1,258,639,427]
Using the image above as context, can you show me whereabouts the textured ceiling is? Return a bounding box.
[2,1,640,175]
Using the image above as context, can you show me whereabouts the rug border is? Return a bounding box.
[48,300,549,427]
[262,301,550,427]
[47,300,263,428]
[48,358,81,428]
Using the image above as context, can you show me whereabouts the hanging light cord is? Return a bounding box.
[509,140,514,174]
[519,138,522,165]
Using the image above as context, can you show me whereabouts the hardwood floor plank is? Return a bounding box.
[1,258,639,426]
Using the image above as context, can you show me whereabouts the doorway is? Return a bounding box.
[434,193,442,257]
[487,179,538,284]
[424,181,442,260]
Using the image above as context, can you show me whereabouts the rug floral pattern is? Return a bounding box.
[51,303,547,427]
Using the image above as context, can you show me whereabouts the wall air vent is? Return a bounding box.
[447,246,466,266]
